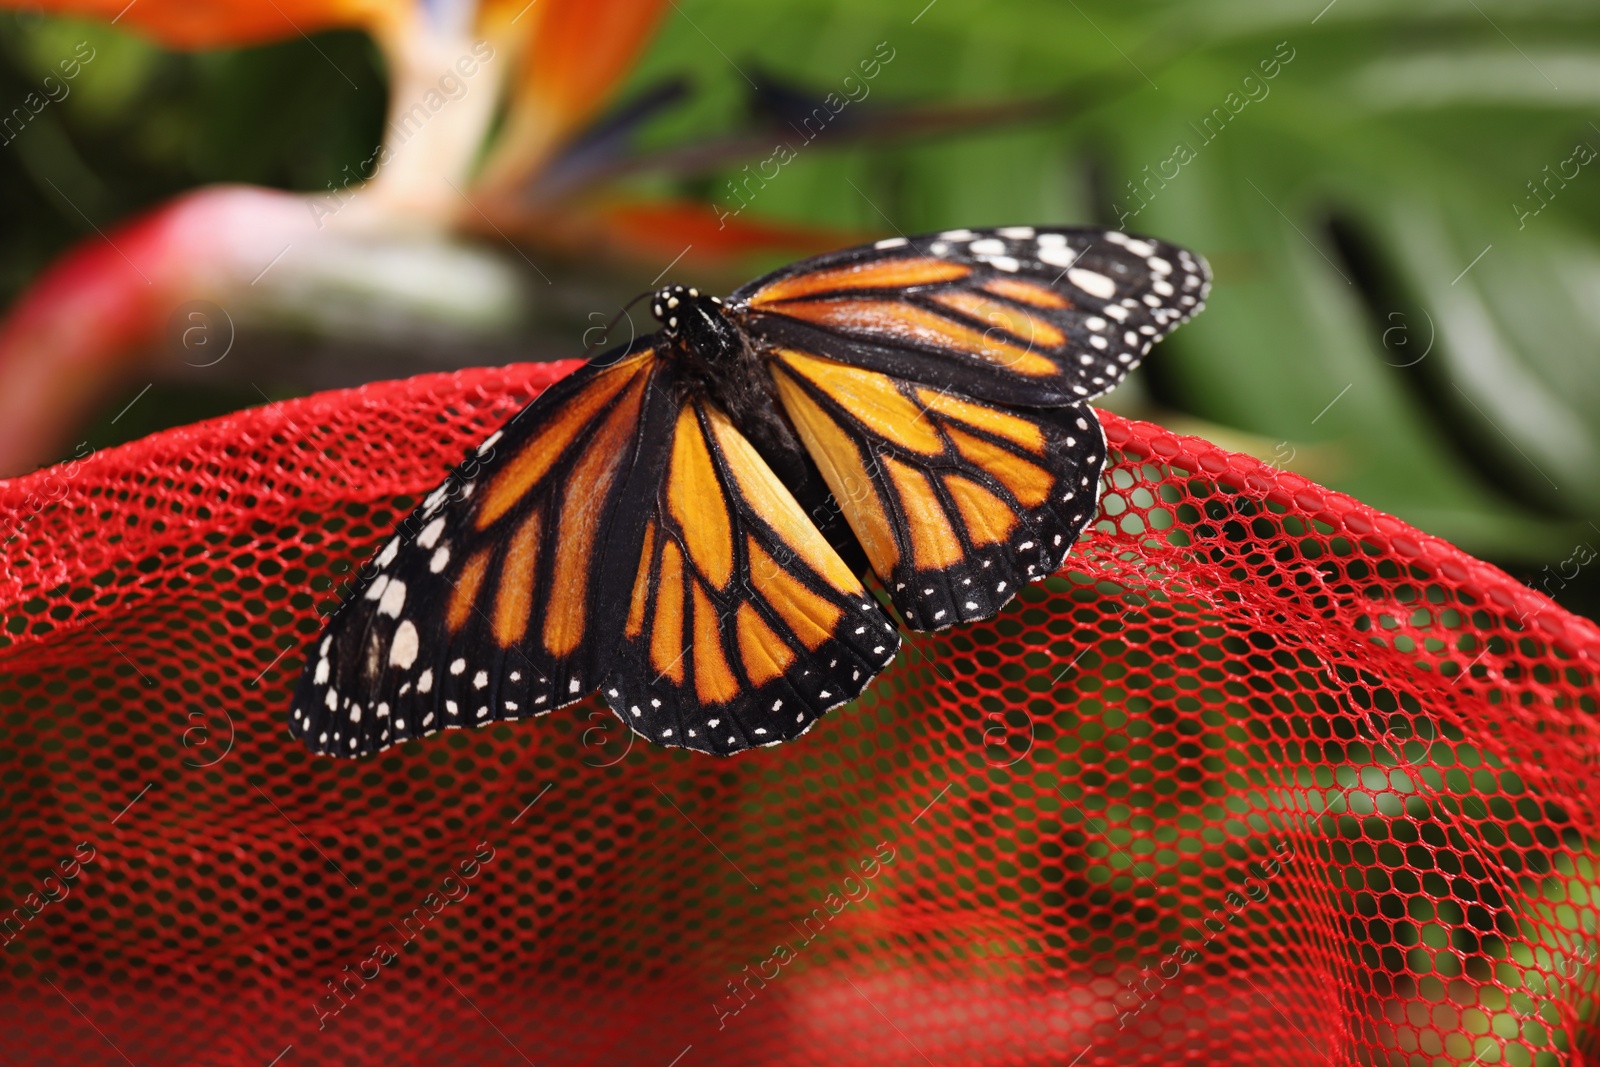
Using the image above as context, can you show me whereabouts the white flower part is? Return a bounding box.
[389,620,419,668]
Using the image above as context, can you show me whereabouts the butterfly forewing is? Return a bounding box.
[732,226,1209,408]
[603,387,900,755]
[767,347,1104,631]
[290,344,665,757]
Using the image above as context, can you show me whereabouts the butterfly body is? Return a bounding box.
[292,226,1210,758]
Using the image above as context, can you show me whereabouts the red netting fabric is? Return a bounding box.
[2,361,1599,1067]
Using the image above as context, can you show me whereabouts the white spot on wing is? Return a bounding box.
[1068,269,1116,299]
[389,620,419,669]
[377,579,407,619]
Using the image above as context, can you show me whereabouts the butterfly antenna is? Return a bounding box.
[583,292,652,360]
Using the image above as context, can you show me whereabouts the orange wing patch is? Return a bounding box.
[929,289,1066,349]
[749,257,970,304]
[914,388,1045,453]
[944,475,1017,546]
[767,347,1098,633]
[625,521,657,639]
[945,427,1052,508]
[770,361,900,578]
[735,603,793,686]
[543,373,649,657]
[691,583,739,704]
[773,350,941,454]
[609,395,898,754]
[448,550,490,634]
[765,298,1059,377]
[705,408,859,594]
[882,456,964,570]
[746,539,843,652]
[650,538,687,683]
[981,276,1072,309]
[480,351,649,528]
[493,509,542,646]
[668,406,735,589]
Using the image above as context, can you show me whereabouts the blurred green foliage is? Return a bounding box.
[2,0,1599,621]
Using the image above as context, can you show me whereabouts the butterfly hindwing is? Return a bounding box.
[603,388,901,755]
[732,226,1209,408]
[767,347,1104,632]
[290,342,665,757]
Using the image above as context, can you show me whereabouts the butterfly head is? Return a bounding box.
[652,286,735,354]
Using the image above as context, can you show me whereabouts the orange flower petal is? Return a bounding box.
[0,0,407,49]
[476,0,669,190]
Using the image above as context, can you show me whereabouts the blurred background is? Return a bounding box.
[1,0,1597,622]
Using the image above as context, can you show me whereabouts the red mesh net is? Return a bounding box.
[3,361,1599,1067]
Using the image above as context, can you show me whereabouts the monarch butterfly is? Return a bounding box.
[291,226,1209,757]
